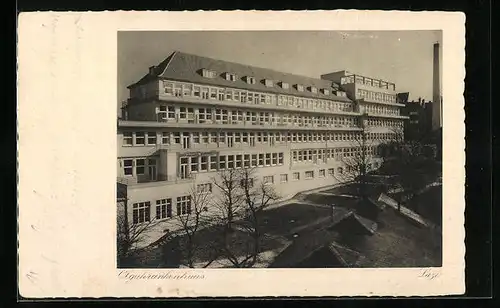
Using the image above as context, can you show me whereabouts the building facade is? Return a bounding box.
[398,94,434,142]
[117,52,407,246]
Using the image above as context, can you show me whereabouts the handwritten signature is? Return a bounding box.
[418,268,440,280]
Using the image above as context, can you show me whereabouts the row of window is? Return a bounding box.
[123,130,398,147]
[157,105,360,128]
[123,158,156,176]
[291,147,378,164]
[179,152,284,177]
[162,81,354,113]
[341,75,396,91]
[357,89,397,104]
[132,196,192,224]
[202,69,338,97]
[362,104,400,116]
[366,118,404,128]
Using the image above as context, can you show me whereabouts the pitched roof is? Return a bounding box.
[329,212,378,236]
[326,241,364,267]
[129,51,352,102]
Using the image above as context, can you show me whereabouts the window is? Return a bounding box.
[133,202,151,224]
[209,154,218,171]
[245,76,256,84]
[337,167,343,174]
[251,154,258,167]
[305,170,314,179]
[319,169,326,177]
[292,172,300,180]
[197,183,212,193]
[202,132,209,144]
[243,154,251,168]
[135,132,145,145]
[328,168,334,176]
[174,132,181,144]
[147,132,157,145]
[240,178,254,188]
[265,153,271,166]
[161,132,170,144]
[200,155,208,171]
[198,108,212,123]
[156,199,172,219]
[263,175,274,184]
[280,174,288,183]
[225,72,237,81]
[176,196,192,216]
[123,159,133,176]
[271,153,278,165]
[309,86,317,93]
[280,82,289,89]
[227,155,235,169]
[219,155,226,170]
[258,154,264,166]
[264,79,274,87]
[193,132,200,144]
[235,154,243,168]
[123,132,133,146]
[202,69,217,78]
[278,153,284,165]
[136,159,145,175]
[296,84,304,92]
[321,89,330,95]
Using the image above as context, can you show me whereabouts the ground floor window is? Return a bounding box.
[305,170,314,179]
[197,183,212,193]
[176,195,192,215]
[280,174,288,183]
[156,199,172,219]
[263,175,274,184]
[319,169,326,177]
[132,201,151,224]
[292,172,300,181]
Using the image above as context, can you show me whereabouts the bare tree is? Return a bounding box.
[211,168,245,232]
[171,183,214,268]
[210,167,280,268]
[236,168,280,267]
[334,124,375,200]
[117,198,161,267]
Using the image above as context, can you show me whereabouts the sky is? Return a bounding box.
[118,30,442,111]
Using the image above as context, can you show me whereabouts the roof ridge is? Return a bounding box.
[167,50,340,86]
[158,51,178,77]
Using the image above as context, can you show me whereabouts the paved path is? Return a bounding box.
[378,193,436,229]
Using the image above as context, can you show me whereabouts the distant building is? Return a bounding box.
[398,94,433,142]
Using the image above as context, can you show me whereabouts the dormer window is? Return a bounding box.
[245,76,256,85]
[336,91,347,97]
[309,86,317,93]
[225,72,237,81]
[321,88,330,95]
[202,69,217,78]
[280,82,289,89]
[264,79,274,87]
[296,84,304,92]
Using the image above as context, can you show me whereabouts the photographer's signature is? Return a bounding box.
[418,268,440,280]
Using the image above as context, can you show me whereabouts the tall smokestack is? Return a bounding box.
[432,42,442,131]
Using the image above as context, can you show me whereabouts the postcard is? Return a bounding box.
[17,10,465,297]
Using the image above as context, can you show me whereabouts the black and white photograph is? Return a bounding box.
[116,30,444,269]
[18,11,466,297]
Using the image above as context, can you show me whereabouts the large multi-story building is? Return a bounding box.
[117,51,407,245]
